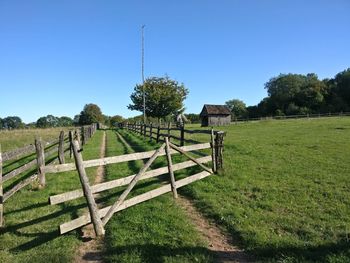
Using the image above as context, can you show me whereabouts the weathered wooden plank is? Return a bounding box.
[169,142,213,174]
[44,143,211,173]
[72,140,105,236]
[69,131,73,159]
[59,171,211,234]
[35,138,45,187]
[3,174,38,202]
[165,137,177,198]
[211,129,217,173]
[2,144,35,162]
[49,156,211,205]
[58,131,65,164]
[102,143,166,226]
[45,146,59,158]
[3,159,37,183]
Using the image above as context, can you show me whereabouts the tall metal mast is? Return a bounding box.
[141,25,146,123]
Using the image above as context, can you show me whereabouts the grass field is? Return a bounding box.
[0,131,103,263]
[103,130,213,262]
[1,118,349,262]
[0,127,72,152]
[182,117,350,262]
[121,117,350,262]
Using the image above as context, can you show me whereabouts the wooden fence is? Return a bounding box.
[0,123,98,227]
[46,131,225,237]
[122,122,221,147]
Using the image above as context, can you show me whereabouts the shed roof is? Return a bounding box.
[200,104,231,116]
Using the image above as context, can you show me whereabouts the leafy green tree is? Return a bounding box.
[225,99,248,119]
[59,116,73,127]
[73,115,80,126]
[110,115,124,127]
[2,116,24,129]
[128,76,189,122]
[36,117,49,128]
[331,68,350,111]
[36,115,61,128]
[185,113,200,123]
[79,103,104,125]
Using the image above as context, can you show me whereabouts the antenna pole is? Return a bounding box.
[142,25,146,123]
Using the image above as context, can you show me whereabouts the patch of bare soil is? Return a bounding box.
[177,196,252,263]
[74,131,106,263]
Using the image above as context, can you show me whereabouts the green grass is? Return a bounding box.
[123,117,350,262]
[178,117,350,262]
[102,130,213,263]
[0,127,72,152]
[0,131,104,263]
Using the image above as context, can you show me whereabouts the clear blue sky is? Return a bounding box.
[1,0,349,123]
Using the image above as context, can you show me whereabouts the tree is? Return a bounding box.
[264,73,327,115]
[36,116,49,128]
[110,115,124,127]
[59,116,73,127]
[332,68,350,110]
[185,113,200,123]
[73,115,80,126]
[225,99,248,119]
[128,76,189,121]
[79,103,104,125]
[36,115,61,128]
[2,116,24,129]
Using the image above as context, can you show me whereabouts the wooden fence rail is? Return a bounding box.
[48,130,225,237]
[121,122,219,147]
[0,123,98,227]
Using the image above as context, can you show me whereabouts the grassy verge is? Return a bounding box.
[102,130,213,263]
[122,118,350,262]
[181,118,350,262]
[0,131,103,263]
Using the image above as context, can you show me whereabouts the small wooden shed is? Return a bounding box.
[200,104,231,127]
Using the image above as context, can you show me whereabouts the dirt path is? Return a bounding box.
[177,196,251,263]
[117,131,251,263]
[74,131,106,263]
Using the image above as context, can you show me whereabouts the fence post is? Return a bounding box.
[35,137,46,187]
[0,144,3,227]
[180,125,185,146]
[72,140,105,236]
[156,125,160,143]
[211,129,217,173]
[214,131,225,170]
[165,137,178,198]
[167,122,171,142]
[149,123,153,141]
[58,131,65,164]
[69,131,73,159]
[74,130,81,148]
[143,124,147,138]
[81,127,85,145]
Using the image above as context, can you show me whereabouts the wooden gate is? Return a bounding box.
[46,131,225,237]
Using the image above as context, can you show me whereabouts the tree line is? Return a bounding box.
[0,103,124,130]
[227,68,350,119]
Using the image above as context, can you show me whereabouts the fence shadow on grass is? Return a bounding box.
[103,244,213,263]
[251,240,350,262]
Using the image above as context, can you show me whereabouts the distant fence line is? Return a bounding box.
[232,112,350,123]
[0,123,98,227]
[121,122,222,147]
